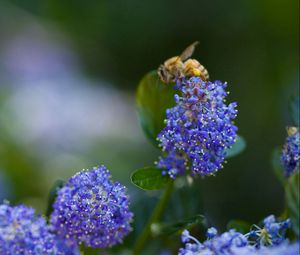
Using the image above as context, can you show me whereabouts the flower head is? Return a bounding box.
[181,230,191,243]
[157,77,238,178]
[281,127,300,177]
[179,215,292,255]
[50,165,133,248]
[254,215,291,246]
[230,242,300,255]
[206,227,218,239]
[179,229,247,255]
[0,203,78,255]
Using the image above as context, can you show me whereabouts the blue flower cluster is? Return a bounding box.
[50,165,133,248]
[157,77,238,178]
[179,215,294,255]
[281,127,300,177]
[257,215,291,246]
[228,242,299,255]
[0,203,79,255]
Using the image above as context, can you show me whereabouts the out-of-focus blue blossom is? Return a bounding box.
[0,203,79,255]
[281,127,300,177]
[179,229,247,255]
[157,77,238,178]
[256,215,291,246]
[230,242,300,255]
[181,230,191,243]
[0,203,54,254]
[179,215,292,255]
[206,227,218,239]
[50,165,133,248]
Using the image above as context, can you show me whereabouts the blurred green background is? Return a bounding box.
[0,0,298,253]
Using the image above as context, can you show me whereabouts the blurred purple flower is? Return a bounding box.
[0,203,79,255]
[281,127,300,177]
[179,215,292,255]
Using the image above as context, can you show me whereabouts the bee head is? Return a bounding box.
[158,64,172,84]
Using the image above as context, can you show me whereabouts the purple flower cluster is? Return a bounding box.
[50,165,133,248]
[179,215,293,255]
[157,77,238,178]
[230,242,299,255]
[281,127,300,177]
[0,203,54,254]
[0,203,79,255]
[258,215,291,246]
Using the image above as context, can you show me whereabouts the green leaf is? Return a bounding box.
[131,167,171,190]
[136,71,176,146]
[285,172,300,237]
[289,96,299,126]
[46,180,65,218]
[227,219,251,234]
[271,147,285,186]
[81,246,101,255]
[225,135,246,158]
[155,215,207,236]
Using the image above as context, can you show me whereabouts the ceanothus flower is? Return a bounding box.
[206,227,218,239]
[179,229,247,255]
[281,127,300,177]
[157,77,238,178]
[179,215,292,255]
[230,242,300,255]
[0,203,78,255]
[254,215,291,246]
[50,165,133,249]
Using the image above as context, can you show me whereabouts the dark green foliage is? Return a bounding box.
[46,180,65,218]
[227,219,251,234]
[156,215,206,236]
[289,96,299,126]
[131,167,171,190]
[285,173,299,237]
[271,147,285,186]
[136,71,175,146]
[225,135,246,158]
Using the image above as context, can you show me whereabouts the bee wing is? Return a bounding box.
[179,41,199,61]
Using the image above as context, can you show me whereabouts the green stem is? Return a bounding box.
[133,181,174,255]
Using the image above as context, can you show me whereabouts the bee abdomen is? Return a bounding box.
[183,59,209,81]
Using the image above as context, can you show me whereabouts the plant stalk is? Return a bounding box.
[132,181,174,255]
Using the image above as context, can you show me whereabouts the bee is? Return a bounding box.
[287,126,299,136]
[157,41,209,84]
